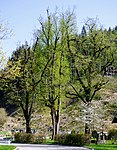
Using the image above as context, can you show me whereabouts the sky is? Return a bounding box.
[1,0,117,57]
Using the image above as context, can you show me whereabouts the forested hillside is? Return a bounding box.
[1,10,117,139]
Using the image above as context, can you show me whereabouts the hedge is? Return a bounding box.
[55,133,89,146]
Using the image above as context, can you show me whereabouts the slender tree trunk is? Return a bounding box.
[51,107,56,140]
[55,99,60,136]
[85,102,91,134]
[55,115,60,136]
[85,123,90,134]
[50,106,60,140]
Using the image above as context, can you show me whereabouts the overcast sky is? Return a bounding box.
[1,0,117,57]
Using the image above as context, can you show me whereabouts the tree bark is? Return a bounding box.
[20,102,32,134]
[85,102,91,134]
[51,106,60,140]
[85,123,90,134]
[26,117,31,133]
[51,107,56,140]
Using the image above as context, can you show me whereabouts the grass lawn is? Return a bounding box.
[0,131,9,135]
[45,139,55,144]
[0,145,16,150]
[86,143,117,150]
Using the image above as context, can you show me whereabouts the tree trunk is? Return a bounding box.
[51,107,60,140]
[20,102,32,133]
[55,104,60,136]
[26,117,31,133]
[85,102,91,134]
[85,123,90,134]
[51,108,56,140]
[55,118,60,136]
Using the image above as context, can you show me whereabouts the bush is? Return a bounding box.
[34,133,46,144]
[55,133,85,146]
[14,132,46,144]
[55,134,66,145]
[108,129,117,140]
[14,132,34,143]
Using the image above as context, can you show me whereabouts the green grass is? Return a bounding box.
[45,138,55,144]
[86,143,117,150]
[0,145,16,150]
[0,131,9,135]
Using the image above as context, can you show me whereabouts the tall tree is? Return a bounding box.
[36,9,76,139]
[6,40,51,133]
[66,19,116,134]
